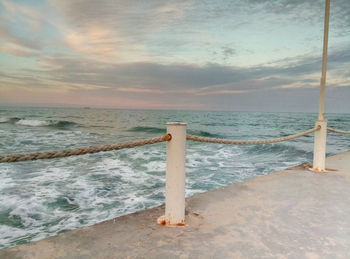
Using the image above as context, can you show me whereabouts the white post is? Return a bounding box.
[313,120,327,172]
[313,0,330,172]
[158,122,187,226]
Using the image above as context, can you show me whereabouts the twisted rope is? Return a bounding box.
[186,126,320,145]
[327,127,350,134]
[0,134,171,163]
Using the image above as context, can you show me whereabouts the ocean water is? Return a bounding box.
[0,107,349,249]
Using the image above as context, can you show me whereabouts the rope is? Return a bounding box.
[0,125,327,163]
[186,126,320,145]
[327,127,350,134]
[0,134,171,163]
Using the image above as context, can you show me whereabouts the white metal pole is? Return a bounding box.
[318,0,330,121]
[313,0,330,172]
[158,122,187,226]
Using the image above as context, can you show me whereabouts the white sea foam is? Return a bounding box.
[143,160,165,173]
[0,117,9,123]
[16,119,51,127]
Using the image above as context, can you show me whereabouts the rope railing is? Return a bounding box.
[0,134,171,163]
[0,126,324,163]
[327,127,350,134]
[4,124,350,164]
[186,126,320,145]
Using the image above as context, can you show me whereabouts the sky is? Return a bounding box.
[0,0,349,112]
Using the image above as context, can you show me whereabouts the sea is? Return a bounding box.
[0,106,349,249]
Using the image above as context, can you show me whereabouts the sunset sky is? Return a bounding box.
[0,0,349,112]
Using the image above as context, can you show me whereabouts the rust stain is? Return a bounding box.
[157,216,185,227]
[165,134,172,141]
[175,220,185,226]
[325,168,338,172]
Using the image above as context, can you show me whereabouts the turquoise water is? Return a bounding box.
[0,107,349,249]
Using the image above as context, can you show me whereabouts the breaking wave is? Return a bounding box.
[0,117,78,129]
[16,119,51,127]
[0,117,21,124]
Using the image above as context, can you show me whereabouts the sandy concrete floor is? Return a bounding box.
[1,151,349,258]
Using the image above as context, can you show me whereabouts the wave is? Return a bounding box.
[0,117,78,129]
[187,130,224,138]
[0,117,21,124]
[127,126,166,134]
[201,122,232,127]
[52,121,78,129]
[16,119,51,127]
[245,142,312,158]
[332,118,348,122]
[127,126,224,138]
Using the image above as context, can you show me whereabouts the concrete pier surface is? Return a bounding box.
[1,151,350,258]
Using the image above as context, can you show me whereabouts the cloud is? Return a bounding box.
[0,23,41,50]
[0,45,38,57]
[48,0,194,61]
[220,46,237,62]
[116,88,163,94]
[2,45,348,98]
[196,89,251,96]
[0,0,55,57]
[1,0,44,30]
